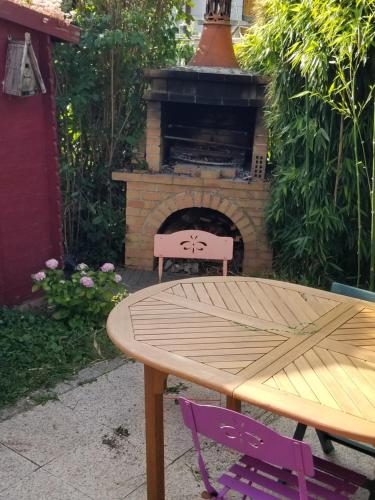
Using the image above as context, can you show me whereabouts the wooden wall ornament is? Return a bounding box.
[3,32,46,96]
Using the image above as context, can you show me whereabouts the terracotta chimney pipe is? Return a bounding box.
[189,0,239,68]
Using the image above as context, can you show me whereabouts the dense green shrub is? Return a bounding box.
[236,0,375,286]
[31,259,126,325]
[0,307,118,407]
[55,0,190,264]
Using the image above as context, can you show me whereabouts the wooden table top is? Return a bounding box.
[107,276,375,445]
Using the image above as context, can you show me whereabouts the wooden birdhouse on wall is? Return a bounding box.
[4,32,46,96]
[0,0,79,305]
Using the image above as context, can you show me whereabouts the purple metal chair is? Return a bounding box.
[179,398,367,499]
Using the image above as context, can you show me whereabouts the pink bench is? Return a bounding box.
[154,230,233,281]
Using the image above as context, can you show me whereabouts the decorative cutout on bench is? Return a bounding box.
[180,234,207,254]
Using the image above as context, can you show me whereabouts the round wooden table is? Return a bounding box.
[107,276,375,500]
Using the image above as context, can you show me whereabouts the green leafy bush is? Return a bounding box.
[55,0,190,265]
[0,258,127,408]
[0,307,118,408]
[32,259,126,325]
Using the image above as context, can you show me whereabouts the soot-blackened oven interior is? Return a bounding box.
[163,102,256,171]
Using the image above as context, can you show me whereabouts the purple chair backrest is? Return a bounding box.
[154,230,233,281]
[179,397,314,476]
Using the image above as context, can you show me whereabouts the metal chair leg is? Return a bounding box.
[293,423,307,441]
[316,430,335,454]
[364,478,375,499]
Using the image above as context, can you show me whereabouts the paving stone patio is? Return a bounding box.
[0,270,373,499]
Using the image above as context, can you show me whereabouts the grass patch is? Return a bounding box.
[0,307,119,409]
[30,392,60,406]
[77,377,98,387]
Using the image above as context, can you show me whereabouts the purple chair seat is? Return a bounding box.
[179,398,367,499]
[218,455,364,499]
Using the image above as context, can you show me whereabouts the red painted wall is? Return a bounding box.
[0,19,63,305]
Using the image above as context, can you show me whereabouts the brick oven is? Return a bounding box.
[112,0,272,275]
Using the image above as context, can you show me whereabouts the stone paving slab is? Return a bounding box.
[1,357,373,499]
[121,268,192,293]
[44,435,147,500]
[58,361,143,429]
[0,400,106,467]
[0,444,37,494]
[0,468,93,500]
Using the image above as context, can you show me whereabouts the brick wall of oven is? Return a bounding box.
[112,172,273,274]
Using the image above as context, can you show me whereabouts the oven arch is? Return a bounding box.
[143,190,257,273]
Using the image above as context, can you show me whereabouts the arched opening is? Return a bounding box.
[156,207,244,274]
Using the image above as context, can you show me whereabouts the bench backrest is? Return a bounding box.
[154,230,233,281]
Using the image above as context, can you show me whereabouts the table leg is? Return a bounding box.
[144,365,168,500]
[226,396,241,412]
[293,423,307,441]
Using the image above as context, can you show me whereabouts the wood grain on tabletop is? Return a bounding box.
[107,276,375,445]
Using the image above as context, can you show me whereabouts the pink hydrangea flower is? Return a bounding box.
[45,258,59,270]
[33,271,46,282]
[114,274,122,283]
[100,263,115,272]
[80,276,94,288]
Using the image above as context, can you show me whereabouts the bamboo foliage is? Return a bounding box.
[371,97,375,290]
[236,0,375,287]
